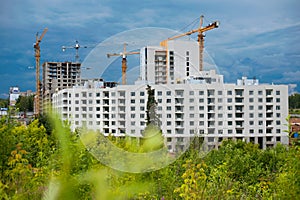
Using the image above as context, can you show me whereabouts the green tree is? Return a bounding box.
[15,95,34,113]
[289,93,300,109]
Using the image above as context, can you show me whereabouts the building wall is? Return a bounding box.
[52,71,289,151]
[140,40,200,85]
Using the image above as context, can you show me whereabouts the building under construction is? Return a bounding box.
[41,61,81,113]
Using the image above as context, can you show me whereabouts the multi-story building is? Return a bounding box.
[42,61,81,113]
[9,86,20,106]
[52,69,289,150]
[52,40,289,150]
[140,40,201,84]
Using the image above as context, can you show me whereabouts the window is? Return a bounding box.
[258,106,263,110]
[249,113,254,118]
[167,114,172,118]
[276,98,280,103]
[218,91,223,95]
[249,106,254,110]
[218,98,222,103]
[218,113,223,118]
[167,121,171,126]
[131,99,135,104]
[140,91,145,96]
[199,114,204,118]
[190,121,194,126]
[166,99,171,103]
[96,100,100,104]
[259,113,263,118]
[140,114,145,118]
[259,121,263,125]
[189,91,194,95]
[258,98,263,103]
[249,98,254,103]
[276,106,280,110]
[157,91,162,96]
[131,92,135,96]
[131,114,135,118]
[228,121,232,126]
[276,113,281,117]
[158,99,162,103]
[227,91,232,95]
[190,114,194,118]
[228,114,232,118]
[249,90,254,95]
[167,106,171,111]
[258,90,263,95]
[199,91,204,95]
[227,98,232,103]
[199,98,204,103]
[218,121,223,126]
[189,98,194,103]
[75,93,79,97]
[140,106,145,111]
[276,129,281,133]
[228,106,232,110]
[131,107,135,111]
[250,121,254,125]
[259,129,263,134]
[276,120,281,125]
[199,106,204,110]
[189,106,194,111]
[250,129,254,134]
[276,91,280,95]
[140,99,145,103]
[199,121,204,126]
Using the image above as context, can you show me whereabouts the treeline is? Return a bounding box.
[289,93,300,111]
[0,115,299,199]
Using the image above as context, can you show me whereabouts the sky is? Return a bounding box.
[0,0,299,98]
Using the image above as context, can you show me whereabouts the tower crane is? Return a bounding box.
[160,15,219,71]
[107,43,140,85]
[62,40,89,63]
[34,27,48,116]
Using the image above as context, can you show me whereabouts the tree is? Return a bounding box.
[289,93,300,109]
[15,95,34,113]
[146,85,160,127]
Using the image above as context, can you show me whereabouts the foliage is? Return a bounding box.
[0,98,8,108]
[289,93,300,109]
[15,95,34,113]
[0,115,300,199]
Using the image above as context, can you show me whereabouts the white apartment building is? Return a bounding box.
[139,40,203,85]
[52,40,289,151]
[52,69,289,151]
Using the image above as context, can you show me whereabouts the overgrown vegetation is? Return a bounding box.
[0,114,299,199]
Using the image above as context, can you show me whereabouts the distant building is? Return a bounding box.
[9,86,20,106]
[290,117,300,144]
[41,61,81,114]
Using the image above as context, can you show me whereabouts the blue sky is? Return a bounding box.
[0,0,299,98]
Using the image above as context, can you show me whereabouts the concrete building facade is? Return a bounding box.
[52,70,289,150]
[42,61,81,113]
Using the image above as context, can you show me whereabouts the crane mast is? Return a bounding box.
[160,15,219,72]
[107,43,140,85]
[34,28,48,116]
